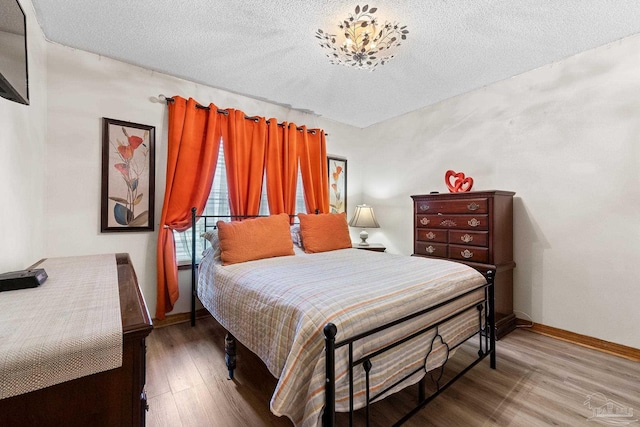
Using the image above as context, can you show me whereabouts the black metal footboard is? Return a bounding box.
[323,271,496,427]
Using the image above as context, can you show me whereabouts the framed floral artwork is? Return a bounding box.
[328,155,347,214]
[101,118,155,232]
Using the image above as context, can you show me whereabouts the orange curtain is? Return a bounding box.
[265,121,299,217]
[156,96,224,319]
[224,110,268,216]
[299,128,329,213]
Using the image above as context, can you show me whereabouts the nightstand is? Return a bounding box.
[353,243,386,252]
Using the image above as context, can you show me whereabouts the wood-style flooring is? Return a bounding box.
[146,316,640,427]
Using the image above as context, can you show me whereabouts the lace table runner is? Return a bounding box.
[0,254,122,399]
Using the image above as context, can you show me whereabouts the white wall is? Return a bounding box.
[362,35,640,348]
[43,42,360,318]
[0,0,47,273]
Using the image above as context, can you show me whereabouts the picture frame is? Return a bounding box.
[101,118,155,232]
[327,155,347,214]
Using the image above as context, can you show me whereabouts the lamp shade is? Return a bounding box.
[348,205,380,228]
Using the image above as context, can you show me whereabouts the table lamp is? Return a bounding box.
[348,204,380,246]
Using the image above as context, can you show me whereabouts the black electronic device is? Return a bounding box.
[0,268,47,292]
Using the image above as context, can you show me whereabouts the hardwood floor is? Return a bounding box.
[146,317,640,426]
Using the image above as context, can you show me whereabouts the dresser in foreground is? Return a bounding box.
[412,190,516,339]
[0,253,153,427]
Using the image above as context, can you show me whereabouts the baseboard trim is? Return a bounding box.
[516,319,640,362]
[153,308,211,328]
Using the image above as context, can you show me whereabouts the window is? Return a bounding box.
[174,142,306,263]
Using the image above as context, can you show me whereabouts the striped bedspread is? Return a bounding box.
[198,247,486,426]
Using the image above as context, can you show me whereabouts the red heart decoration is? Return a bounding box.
[445,170,474,193]
[445,170,464,190]
[458,177,473,191]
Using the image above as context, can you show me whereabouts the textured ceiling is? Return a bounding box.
[30,0,640,128]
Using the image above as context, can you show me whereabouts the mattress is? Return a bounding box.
[198,247,486,426]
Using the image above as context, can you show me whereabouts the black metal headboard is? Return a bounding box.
[189,207,306,326]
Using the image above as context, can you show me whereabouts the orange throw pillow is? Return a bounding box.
[217,213,294,265]
[298,212,352,253]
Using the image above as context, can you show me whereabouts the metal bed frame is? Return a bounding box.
[189,208,496,426]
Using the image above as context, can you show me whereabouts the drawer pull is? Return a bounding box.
[425,232,436,240]
[420,218,430,225]
[468,218,481,227]
[419,204,430,211]
[440,219,456,227]
[461,249,474,259]
[461,234,473,243]
[467,202,480,211]
[425,245,436,254]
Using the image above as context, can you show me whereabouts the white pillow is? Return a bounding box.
[290,224,304,249]
[201,230,221,260]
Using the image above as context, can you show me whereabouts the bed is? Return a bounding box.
[190,209,496,426]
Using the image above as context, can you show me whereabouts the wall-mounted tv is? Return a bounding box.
[0,0,29,105]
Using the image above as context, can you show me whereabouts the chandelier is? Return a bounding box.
[315,4,408,71]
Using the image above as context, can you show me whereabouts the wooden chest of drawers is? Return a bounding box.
[0,253,153,426]
[412,191,516,338]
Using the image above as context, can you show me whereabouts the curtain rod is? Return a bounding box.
[160,95,327,136]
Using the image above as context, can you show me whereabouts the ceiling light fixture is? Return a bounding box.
[315,4,408,71]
